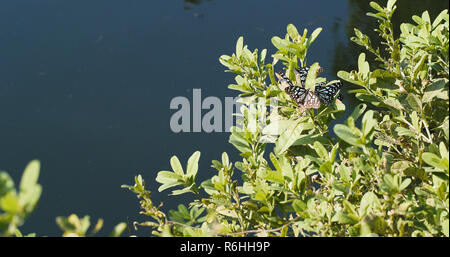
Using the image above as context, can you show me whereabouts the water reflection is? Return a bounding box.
[183,0,213,8]
[183,0,213,18]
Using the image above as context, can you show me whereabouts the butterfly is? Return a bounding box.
[294,66,344,108]
[275,71,321,111]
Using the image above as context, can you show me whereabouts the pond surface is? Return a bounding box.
[0,0,447,236]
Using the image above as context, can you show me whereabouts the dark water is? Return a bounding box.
[0,0,447,236]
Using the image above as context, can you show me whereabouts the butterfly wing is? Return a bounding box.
[294,66,309,86]
[315,81,343,105]
[286,86,309,106]
[275,72,293,90]
[303,91,322,109]
[294,66,324,86]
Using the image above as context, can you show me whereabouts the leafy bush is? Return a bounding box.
[125,0,448,237]
[56,213,127,237]
[0,160,42,237]
[0,160,126,237]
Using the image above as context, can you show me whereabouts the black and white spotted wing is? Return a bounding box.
[275,71,321,110]
[294,66,323,87]
[314,81,343,106]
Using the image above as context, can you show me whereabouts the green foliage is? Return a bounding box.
[56,214,126,237]
[124,1,448,237]
[1,161,126,237]
[155,151,201,196]
[0,160,42,237]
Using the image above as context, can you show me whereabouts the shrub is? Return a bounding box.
[0,160,126,237]
[0,160,41,237]
[124,0,448,237]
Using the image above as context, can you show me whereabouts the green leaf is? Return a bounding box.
[306,27,322,47]
[89,218,104,236]
[19,160,40,193]
[432,9,449,28]
[221,152,230,168]
[439,142,448,160]
[423,152,447,171]
[171,186,195,196]
[186,151,201,178]
[219,55,231,68]
[423,79,448,103]
[387,0,396,10]
[304,62,320,90]
[421,11,431,24]
[211,160,223,171]
[271,36,297,53]
[334,124,361,146]
[286,24,299,40]
[262,120,297,136]
[292,199,307,213]
[338,165,351,184]
[274,119,304,155]
[412,54,427,81]
[292,133,329,146]
[0,172,15,198]
[158,181,182,192]
[264,169,284,184]
[260,49,267,64]
[399,178,411,191]
[358,53,370,79]
[371,69,398,90]
[359,192,381,217]
[411,111,420,133]
[170,156,184,176]
[279,155,295,182]
[157,170,181,182]
[442,219,449,237]
[382,174,398,193]
[229,127,251,153]
[406,93,422,112]
[337,70,366,87]
[0,191,19,213]
[313,141,328,160]
[56,215,77,232]
[338,200,360,224]
[391,161,413,173]
[412,15,424,25]
[19,184,42,214]
[350,104,367,121]
[110,222,127,237]
[236,36,243,58]
[369,2,384,12]
[442,119,449,141]
[228,83,252,93]
[269,153,282,172]
[395,127,415,137]
[362,110,376,137]
[404,167,427,181]
[383,98,404,111]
